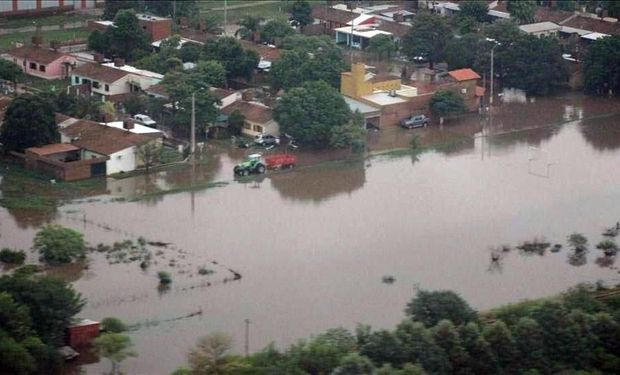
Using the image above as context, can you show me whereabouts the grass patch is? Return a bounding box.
[203,1,291,22]
[0,28,90,50]
[20,77,69,93]
[129,181,229,202]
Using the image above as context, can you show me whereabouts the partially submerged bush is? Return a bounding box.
[567,233,588,252]
[34,225,86,265]
[101,317,128,333]
[158,271,172,286]
[596,240,618,256]
[0,248,26,265]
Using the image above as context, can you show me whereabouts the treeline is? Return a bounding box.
[174,285,620,374]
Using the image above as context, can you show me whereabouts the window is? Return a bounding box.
[29,62,36,69]
[105,84,109,92]
[92,81,100,89]
[243,122,251,130]
[253,125,263,133]
[39,65,45,72]
[74,76,80,84]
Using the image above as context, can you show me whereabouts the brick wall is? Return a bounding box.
[141,19,173,42]
[379,93,434,127]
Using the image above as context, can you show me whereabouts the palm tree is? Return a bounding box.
[236,15,263,42]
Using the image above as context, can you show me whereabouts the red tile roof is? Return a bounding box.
[8,46,69,65]
[311,5,357,25]
[60,118,155,155]
[211,87,236,100]
[239,40,282,61]
[71,63,129,84]
[221,101,273,124]
[27,143,80,156]
[449,68,481,82]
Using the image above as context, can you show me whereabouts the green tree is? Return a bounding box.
[482,320,518,371]
[33,225,86,265]
[290,0,313,30]
[513,317,549,371]
[274,80,352,146]
[583,35,620,96]
[136,141,162,173]
[0,59,22,88]
[444,33,487,71]
[0,273,85,345]
[145,0,197,18]
[402,13,452,68]
[0,331,37,375]
[329,110,366,151]
[106,9,150,60]
[506,0,537,24]
[287,328,356,374]
[102,0,141,20]
[94,333,137,374]
[180,42,202,63]
[0,93,58,153]
[556,0,576,11]
[0,248,26,265]
[432,320,469,371]
[203,37,260,81]
[360,329,405,366]
[459,1,489,22]
[193,60,228,88]
[262,18,295,45]
[87,29,109,54]
[227,109,245,136]
[459,322,498,373]
[236,15,263,42]
[271,36,347,91]
[101,317,127,333]
[332,353,376,375]
[405,290,476,327]
[430,91,467,123]
[188,332,247,374]
[499,34,566,95]
[395,320,450,373]
[367,34,398,61]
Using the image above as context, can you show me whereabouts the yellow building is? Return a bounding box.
[341,63,402,99]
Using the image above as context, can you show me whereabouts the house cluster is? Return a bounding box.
[340,63,484,128]
[309,2,413,49]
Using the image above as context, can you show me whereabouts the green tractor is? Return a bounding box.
[233,154,266,176]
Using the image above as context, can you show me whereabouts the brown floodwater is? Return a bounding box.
[1,92,620,374]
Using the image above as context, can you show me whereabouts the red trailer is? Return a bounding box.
[264,154,297,170]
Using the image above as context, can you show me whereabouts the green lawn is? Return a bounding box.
[20,76,69,93]
[200,1,291,21]
[0,28,90,50]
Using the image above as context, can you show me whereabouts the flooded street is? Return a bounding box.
[1,92,620,373]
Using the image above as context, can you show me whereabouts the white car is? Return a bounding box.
[133,114,157,127]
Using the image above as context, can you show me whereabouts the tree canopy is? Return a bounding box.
[34,225,86,265]
[290,0,313,29]
[406,290,477,326]
[203,37,260,81]
[271,35,347,91]
[367,34,398,61]
[506,0,537,24]
[459,0,489,22]
[0,60,22,84]
[274,80,352,146]
[92,9,150,61]
[583,35,620,96]
[402,13,452,68]
[261,18,295,45]
[0,93,58,153]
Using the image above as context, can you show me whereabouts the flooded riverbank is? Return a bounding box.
[1,92,620,373]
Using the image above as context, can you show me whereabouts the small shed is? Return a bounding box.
[66,319,100,348]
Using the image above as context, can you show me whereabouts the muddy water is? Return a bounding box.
[1,92,620,374]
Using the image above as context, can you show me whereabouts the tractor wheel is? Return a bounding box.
[256,163,266,174]
[233,167,240,175]
[241,169,249,176]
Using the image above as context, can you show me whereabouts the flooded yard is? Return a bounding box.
[1,92,620,373]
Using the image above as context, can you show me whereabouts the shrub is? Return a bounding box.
[157,271,172,286]
[406,290,477,326]
[33,225,86,265]
[0,248,26,265]
[101,317,127,333]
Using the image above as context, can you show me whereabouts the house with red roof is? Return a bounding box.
[4,45,77,80]
[221,100,279,137]
[442,68,485,111]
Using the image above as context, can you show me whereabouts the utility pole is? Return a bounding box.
[244,319,250,357]
[191,92,196,158]
[490,46,495,106]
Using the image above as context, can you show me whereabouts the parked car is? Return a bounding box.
[133,114,157,127]
[254,134,280,146]
[400,115,429,129]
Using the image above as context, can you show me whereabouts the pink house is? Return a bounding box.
[5,46,77,80]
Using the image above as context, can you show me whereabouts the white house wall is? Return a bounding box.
[107,147,137,175]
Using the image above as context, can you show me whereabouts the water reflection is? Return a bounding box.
[270,161,366,203]
[579,114,620,152]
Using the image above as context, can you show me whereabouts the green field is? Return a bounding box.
[0,28,90,50]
